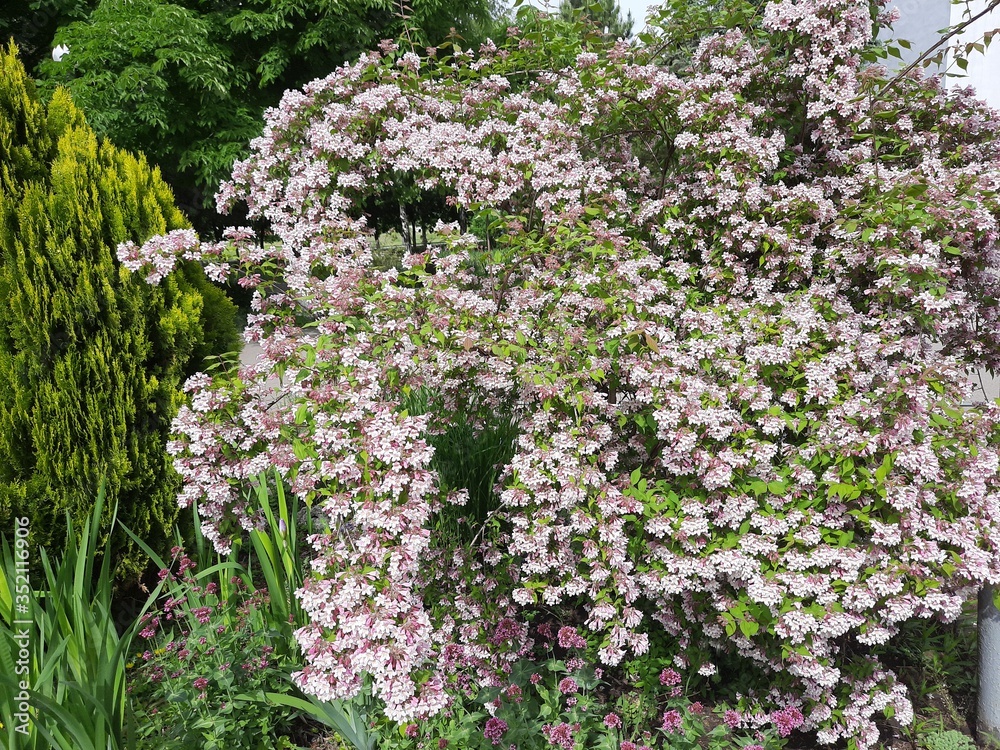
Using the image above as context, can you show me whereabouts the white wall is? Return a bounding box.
[948,0,1000,103]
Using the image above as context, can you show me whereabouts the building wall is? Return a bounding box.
[948,0,1000,103]
[886,0,952,72]
[885,0,1000,93]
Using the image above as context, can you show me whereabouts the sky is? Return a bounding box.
[616,0,660,34]
[523,1,662,35]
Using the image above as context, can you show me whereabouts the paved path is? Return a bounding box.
[239,340,265,370]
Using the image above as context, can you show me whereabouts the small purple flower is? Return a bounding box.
[483,717,508,745]
[659,668,681,686]
[723,709,741,728]
[557,626,586,649]
[603,712,622,728]
[771,706,804,737]
[660,709,682,733]
[543,722,578,750]
[192,677,209,691]
[490,617,521,645]
[558,677,579,695]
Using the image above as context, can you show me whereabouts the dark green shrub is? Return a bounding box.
[0,43,239,581]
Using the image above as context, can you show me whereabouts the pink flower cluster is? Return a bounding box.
[133,1,1000,745]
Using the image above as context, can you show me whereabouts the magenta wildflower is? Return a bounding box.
[491,617,521,645]
[660,709,682,733]
[405,724,419,738]
[659,668,681,686]
[544,722,578,750]
[603,712,623,728]
[192,677,209,690]
[771,706,804,737]
[724,709,741,729]
[557,626,586,649]
[558,677,579,695]
[483,717,508,745]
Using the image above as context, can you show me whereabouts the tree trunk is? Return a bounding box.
[399,202,412,255]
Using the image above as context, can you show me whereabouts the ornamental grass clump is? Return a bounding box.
[0,484,163,749]
[125,0,1000,746]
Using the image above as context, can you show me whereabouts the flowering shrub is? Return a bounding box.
[124,0,1000,746]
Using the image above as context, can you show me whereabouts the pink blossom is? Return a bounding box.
[660,709,682,733]
[558,677,579,695]
[483,717,508,745]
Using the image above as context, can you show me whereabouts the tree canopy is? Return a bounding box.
[23,0,501,233]
[559,0,634,39]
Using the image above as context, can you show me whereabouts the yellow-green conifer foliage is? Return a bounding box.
[0,44,238,580]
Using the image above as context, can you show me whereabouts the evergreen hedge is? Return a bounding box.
[0,44,240,581]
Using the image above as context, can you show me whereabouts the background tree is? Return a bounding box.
[25,0,501,235]
[0,44,239,581]
[559,0,633,39]
[0,0,91,74]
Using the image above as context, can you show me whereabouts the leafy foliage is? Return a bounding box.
[559,0,634,40]
[33,0,500,231]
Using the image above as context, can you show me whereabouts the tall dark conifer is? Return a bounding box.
[0,44,238,580]
[559,0,634,39]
